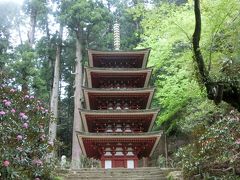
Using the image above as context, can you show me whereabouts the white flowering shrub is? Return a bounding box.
[0,85,55,180]
[176,110,240,178]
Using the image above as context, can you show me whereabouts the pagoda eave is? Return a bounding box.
[87,48,151,68]
[82,87,155,110]
[79,109,160,132]
[76,131,162,159]
[85,67,153,88]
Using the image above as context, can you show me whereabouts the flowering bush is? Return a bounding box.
[175,110,240,178]
[0,85,55,179]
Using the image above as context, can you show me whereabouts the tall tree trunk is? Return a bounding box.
[45,13,54,104]
[22,70,28,94]
[22,4,37,93]
[71,30,84,169]
[193,0,240,111]
[17,23,23,45]
[48,24,63,147]
[28,7,37,47]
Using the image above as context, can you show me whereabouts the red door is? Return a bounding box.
[114,159,125,168]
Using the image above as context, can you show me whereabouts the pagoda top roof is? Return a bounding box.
[87,48,151,54]
[87,48,151,68]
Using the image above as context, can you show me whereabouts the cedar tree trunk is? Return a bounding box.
[71,30,84,169]
[48,24,63,147]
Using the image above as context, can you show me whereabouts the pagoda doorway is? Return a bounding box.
[101,156,138,169]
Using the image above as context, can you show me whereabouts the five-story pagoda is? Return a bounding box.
[76,48,162,169]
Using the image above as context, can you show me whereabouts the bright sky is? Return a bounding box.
[0,0,24,4]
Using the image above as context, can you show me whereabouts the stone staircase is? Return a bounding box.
[56,167,182,180]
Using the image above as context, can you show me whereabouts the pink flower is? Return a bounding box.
[11,109,16,113]
[30,96,35,99]
[35,178,40,180]
[17,135,23,141]
[19,112,28,120]
[0,111,6,115]
[4,101,11,107]
[24,95,29,99]
[3,160,10,167]
[3,99,7,103]
[235,138,240,145]
[10,89,15,93]
[19,112,25,117]
[22,123,29,129]
[22,115,28,120]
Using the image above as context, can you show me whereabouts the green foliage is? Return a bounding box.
[139,3,201,133]
[60,0,112,48]
[176,98,220,133]
[200,0,240,83]
[140,0,240,133]
[0,84,56,179]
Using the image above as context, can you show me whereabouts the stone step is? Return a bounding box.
[69,167,177,171]
[64,174,165,177]
[56,167,182,180]
[59,168,180,173]
[62,175,167,180]
[58,172,165,177]
[60,175,166,178]
[68,171,164,175]
[65,178,167,180]
[64,178,167,180]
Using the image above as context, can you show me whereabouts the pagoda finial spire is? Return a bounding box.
[113,21,120,50]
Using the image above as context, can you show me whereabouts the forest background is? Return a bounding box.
[0,0,239,178]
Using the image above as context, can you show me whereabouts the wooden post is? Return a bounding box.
[164,133,168,167]
[142,157,149,167]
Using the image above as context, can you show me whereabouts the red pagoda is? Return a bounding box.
[77,49,162,169]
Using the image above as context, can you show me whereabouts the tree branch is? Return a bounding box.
[172,21,191,42]
[192,0,209,84]
[192,0,240,111]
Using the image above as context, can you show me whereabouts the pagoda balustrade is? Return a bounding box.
[95,143,149,157]
[96,79,144,89]
[93,123,145,133]
[91,98,147,110]
[96,59,139,68]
